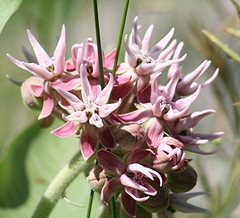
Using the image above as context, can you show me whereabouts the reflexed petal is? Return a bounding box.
[98,125,115,148]
[121,190,137,217]
[7,54,30,72]
[30,84,44,97]
[110,109,152,125]
[55,87,84,111]
[127,149,153,164]
[104,49,116,69]
[97,149,126,176]
[38,95,54,119]
[51,75,81,91]
[51,121,79,138]
[23,62,53,80]
[145,118,164,147]
[80,130,97,160]
[27,29,50,64]
[53,25,66,75]
[101,178,122,205]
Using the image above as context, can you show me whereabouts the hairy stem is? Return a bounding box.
[32,151,89,218]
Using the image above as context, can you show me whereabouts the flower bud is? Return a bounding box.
[87,165,107,193]
[152,137,186,172]
[167,165,197,193]
[21,77,43,110]
[113,124,146,152]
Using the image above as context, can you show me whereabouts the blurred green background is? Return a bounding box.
[0,0,240,217]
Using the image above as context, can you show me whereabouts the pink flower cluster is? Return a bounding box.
[8,17,223,217]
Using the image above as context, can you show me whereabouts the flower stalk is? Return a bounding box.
[112,0,130,77]
[32,151,89,218]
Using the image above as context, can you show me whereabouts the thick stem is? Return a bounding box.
[32,151,89,218]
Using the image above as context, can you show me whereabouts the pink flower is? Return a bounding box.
[97,149,162,217]
[166,109,224,154]
[51,65,121,159]
[7,25,66,119]
[120,17,186,92]
[7,25,66,81]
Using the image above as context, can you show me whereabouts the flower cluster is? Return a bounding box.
[8,17,223,217]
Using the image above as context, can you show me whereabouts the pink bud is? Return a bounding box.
[21,77,43,110]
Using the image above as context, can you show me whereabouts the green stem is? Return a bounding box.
[111,197,117,218]
[32,151,89,218]
[93,0,105,89]
[112,0,130,77]
[86,189,95,218]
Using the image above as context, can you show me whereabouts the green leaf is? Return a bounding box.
[0,121,40,207]
[0,0,23,34]
[202,29,240,63]
[0,120,101,217]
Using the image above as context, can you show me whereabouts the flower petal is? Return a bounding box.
[53,25,66,76]
[38,94,54,119]
[27,29,50,65]
[98,99,122,118]
[98,125,115,149]
[51,121,79,138]
[80,130,97,160]
[121,190,137,217]
[23,62,53,80]
[55,87,84,111]
[97,149,126,176]
[95,74,114,105]
[110,109,152,125]
[124,186,149,202]
[145,118,164,147]
[101,178,122,205]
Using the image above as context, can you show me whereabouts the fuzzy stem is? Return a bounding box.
[93,0,105,89]
[32,151,89,218]
[112,0,130,77]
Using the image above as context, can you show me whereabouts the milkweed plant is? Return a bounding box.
[6,1,224,217]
